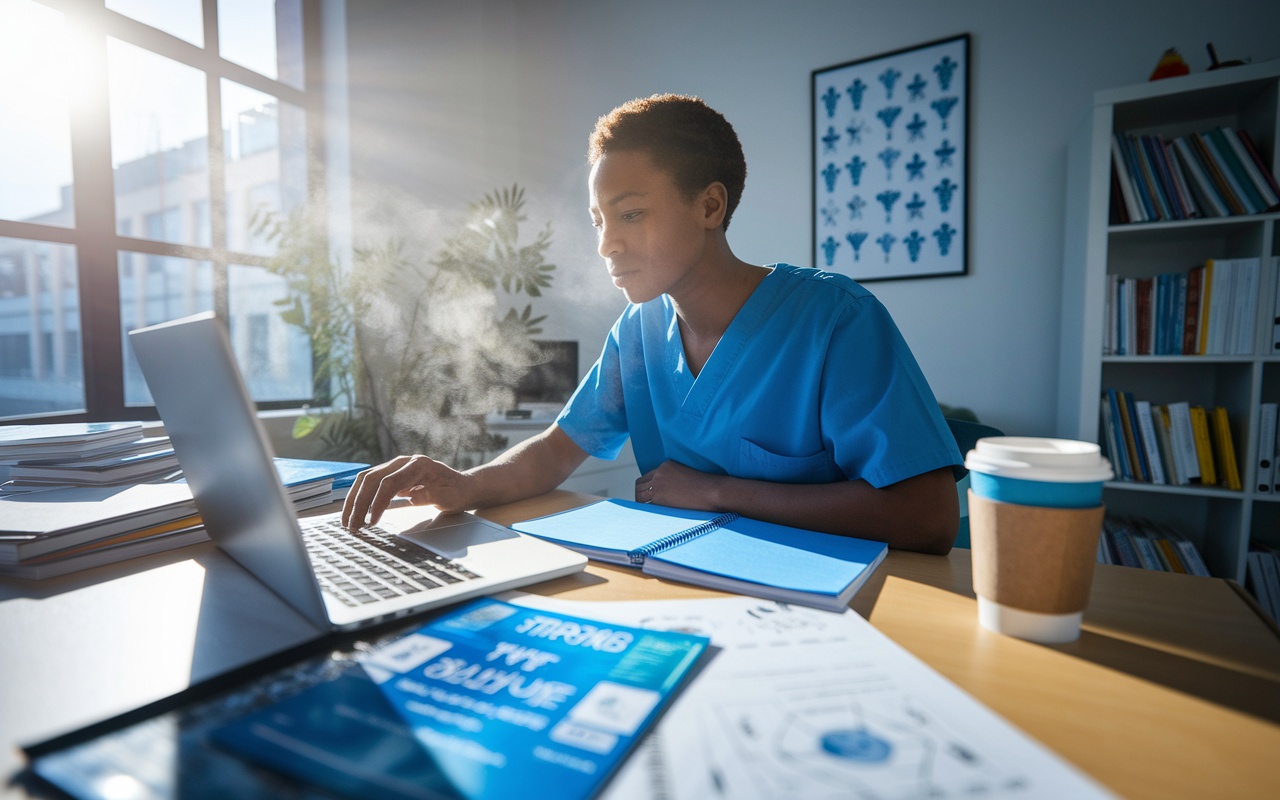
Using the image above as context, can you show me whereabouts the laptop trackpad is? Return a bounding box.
[398,518,518,560]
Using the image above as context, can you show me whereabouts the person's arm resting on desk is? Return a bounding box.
[637,462,959,555]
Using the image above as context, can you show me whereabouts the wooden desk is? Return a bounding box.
[3,490,1280,800]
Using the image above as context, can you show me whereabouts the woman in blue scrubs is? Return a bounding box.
[344,95,962,554]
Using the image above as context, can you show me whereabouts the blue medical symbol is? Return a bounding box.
[820,200,840,226]
[935,139,956,168]
[908,73,927,101]
[821,728,893,763]
[906,192,925,219]
[820,235,840,266]
[876,190,901,223]
[822,162,840,192]
[934,56,958,91]
[821,86,839,117]
[876,232,896,262]
[905,230,925,262]
[906,113,926,141]
[933,222,957,256]
[846,78,867,111]
[847,194,866,220]
[821,126,841,153]
[876,106,902,140]
[931,96,959,130]
[845,156,867,187]
[879,67,902,99]
[877,147,901,180]
[845,121,864,145]
[847,231,869,261]
[905,153,926,181]
[933,177,958,212]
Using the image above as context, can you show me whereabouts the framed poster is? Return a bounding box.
[811,34,969,282]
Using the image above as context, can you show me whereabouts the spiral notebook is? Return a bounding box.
[511,499,888,612]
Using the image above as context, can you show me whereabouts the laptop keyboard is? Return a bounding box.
[301,520,482,607]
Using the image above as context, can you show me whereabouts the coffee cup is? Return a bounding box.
[964,437,1114,644]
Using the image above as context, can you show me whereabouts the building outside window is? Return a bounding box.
[0,0,340,420]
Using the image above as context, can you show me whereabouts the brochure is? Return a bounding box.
[211,598,709,799]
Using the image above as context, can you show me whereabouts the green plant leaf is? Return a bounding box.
[292,414,322,439]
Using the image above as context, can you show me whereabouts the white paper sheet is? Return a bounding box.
[503,594,1115,800]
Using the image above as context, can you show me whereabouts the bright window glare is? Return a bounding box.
[106,37,208,168]
[219,0,279,81]
[0,0,74,225]
[106,0,203,48]
[221,79,276,161]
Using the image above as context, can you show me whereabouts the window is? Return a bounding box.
[0,0,334,420]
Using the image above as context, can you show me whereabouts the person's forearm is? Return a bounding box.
[704,467,959,553]
[460,424,589,509]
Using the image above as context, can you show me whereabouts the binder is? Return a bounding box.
[1257,404,1277,494]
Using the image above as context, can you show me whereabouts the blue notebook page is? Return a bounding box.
[511,499,718,558]
[272,458,369,488]
[647,516,887,596]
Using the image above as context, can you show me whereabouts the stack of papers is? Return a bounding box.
[0,422,159,486]
[0,446,370,579]
[0,483,203,580]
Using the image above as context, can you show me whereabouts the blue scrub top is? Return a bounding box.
[557,264,962,488]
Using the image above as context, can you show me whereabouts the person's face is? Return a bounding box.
[589,150,712,305]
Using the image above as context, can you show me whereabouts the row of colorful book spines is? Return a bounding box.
[1107,272,1203,356]
[1109,128,1279,224]
[1100,392,1241,490]
[1098,519,1211,576]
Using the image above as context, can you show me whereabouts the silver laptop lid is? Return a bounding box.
[129,311,330,628]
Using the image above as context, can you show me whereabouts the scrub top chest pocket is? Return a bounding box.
[737,438,843,484]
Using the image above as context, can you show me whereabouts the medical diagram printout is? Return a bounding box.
[506,594,1115,800]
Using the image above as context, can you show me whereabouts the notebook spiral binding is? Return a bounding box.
[626,512,741,566]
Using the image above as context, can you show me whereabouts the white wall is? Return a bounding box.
[345,0,1280,436]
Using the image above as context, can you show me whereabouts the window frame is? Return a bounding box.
[0,0,330,422]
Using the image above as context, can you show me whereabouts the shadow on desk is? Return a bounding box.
[858,550,1280,726]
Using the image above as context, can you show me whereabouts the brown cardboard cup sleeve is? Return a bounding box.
[967,489,1105,615]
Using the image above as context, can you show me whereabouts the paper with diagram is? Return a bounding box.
[506,594,1115,800]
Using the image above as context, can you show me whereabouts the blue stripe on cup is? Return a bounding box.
[970,472,1104,509]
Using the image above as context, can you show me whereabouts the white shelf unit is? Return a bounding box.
[1058,61,1280,582]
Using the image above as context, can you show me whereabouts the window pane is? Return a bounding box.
[0,237,83,418]
[222,79,307,256]
[108,37,210,247]
[118,252,212,405]
[0,0,74,227]
[229,264,313,401]
[105,0,203,48]
[219,0,305,90]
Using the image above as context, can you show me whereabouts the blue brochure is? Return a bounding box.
[212,598,708,800]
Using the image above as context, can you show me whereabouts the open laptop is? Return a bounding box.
[129,311,587,631]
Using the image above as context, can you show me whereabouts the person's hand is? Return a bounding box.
[341,455,472,529]
[635,460,724,510]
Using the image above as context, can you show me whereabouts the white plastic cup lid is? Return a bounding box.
[964,436,1114,483]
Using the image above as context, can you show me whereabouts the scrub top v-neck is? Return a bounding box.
[557,264,961,488]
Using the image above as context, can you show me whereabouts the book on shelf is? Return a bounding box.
[1100,394,1239,489]
[1258,403,1277,494]
[1102,258,1260,356]
[1272,256,1280,356]
[511,499,888,612]
[1100,515,1211,576]
[1246,542,1280,623]
[1111,127,1279,224]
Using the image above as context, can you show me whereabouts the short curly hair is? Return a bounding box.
[588,94,747,229]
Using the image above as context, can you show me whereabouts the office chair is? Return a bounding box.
[945,418,1004,549]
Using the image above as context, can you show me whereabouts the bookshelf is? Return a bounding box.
[1059,61,1280,583]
